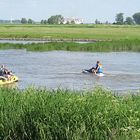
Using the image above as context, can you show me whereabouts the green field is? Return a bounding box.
[1,87,140,140]
[0,24,140,40]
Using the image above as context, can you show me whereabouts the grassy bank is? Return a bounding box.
[0,24,140,40]
[1,87,140,139]
[0,39,140,52]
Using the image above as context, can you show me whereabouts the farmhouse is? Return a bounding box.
[62,17,83,24]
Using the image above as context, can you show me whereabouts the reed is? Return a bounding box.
[0,39,140,52]
[1,87,140,139]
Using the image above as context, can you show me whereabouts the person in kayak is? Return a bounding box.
[0,65,12,80]
[85,61,100,73]
[0,65,6,76]
[94,62,103,74]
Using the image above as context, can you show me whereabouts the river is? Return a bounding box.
[0,39,92,44]
[0,49,140,91]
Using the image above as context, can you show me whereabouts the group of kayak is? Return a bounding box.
[82,61,104,77]
[0,65,18,85]
[0,61,103,85]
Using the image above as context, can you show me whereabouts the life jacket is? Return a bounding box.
[97,64,103,73]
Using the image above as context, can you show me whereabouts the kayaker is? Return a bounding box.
[0,65,12,79]
[0,65,8,74]
[94,62,103,74]
[86,61,100,73]
[0,65,6,76]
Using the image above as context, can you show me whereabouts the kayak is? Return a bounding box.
[82,69,105,77]
[0,75,18,85]
[95,73,105,77]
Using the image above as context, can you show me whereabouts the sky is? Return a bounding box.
[0,0,140,23]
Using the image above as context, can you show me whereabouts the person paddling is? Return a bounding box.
[85,61,100,73]
[93,62,103,74]
[83,61,103,74]
[0,65,13,80]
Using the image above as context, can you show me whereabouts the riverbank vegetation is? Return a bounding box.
[1,87,140,139]
[0,24,140,52]
[0,39,140,52]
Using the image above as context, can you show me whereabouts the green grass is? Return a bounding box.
[1,87,140,140]
[0,24,140,52]
[0,39,140,52]
[0,24,140,40]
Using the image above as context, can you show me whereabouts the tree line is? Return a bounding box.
[115,12,140,25]
[0,18,34,24]
[0,12,140,25]
[40,12,140,25]
[95,12,140,25]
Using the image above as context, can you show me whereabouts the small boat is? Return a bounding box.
[82,69,105,77]
[0,75,18,85]
[95,73,104,77]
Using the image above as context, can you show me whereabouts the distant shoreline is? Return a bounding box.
[0,38,111,43]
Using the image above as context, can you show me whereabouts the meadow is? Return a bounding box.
[0,24,140,41]
[1,87,140,140]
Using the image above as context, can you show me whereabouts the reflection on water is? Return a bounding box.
[0,40,91,44]
[0,40,51,44]
[0,49,140,91]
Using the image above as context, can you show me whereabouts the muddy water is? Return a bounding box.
[0,49,140,91]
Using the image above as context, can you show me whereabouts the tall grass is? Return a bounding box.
[1,87,140,139]
[0,39,140,52]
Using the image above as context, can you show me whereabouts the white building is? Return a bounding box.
[63,17,84,24]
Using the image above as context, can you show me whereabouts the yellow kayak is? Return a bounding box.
[0,75,18,85]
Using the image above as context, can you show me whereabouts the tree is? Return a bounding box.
[105,21,109,24]
[41,19,47,24]
[71,20,75,24]
[95,19,100,24]
[133,12,140,24]
[115,13,124,24]
[44,20,47,24]
[48,15,64,24]
[21,18,27,24]
[125,17,134,25]
[28,18,33,24]
[66,21,70,24]
[41,20,44,24]
[12,20,21,24]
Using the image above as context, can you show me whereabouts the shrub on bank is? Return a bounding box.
[0,87,140,139]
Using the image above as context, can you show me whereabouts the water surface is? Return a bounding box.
[0,39,90,44]
[0,49,140,91]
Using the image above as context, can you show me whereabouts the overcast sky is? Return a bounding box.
[0,0,139,23]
